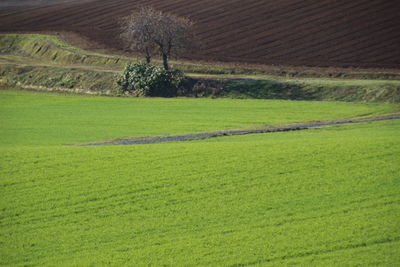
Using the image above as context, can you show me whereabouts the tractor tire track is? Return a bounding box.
[80,113,400,146]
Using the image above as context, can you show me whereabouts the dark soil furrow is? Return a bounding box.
[235,3,394,57]
[199,0,352,48]
[196,0,332,45]
[269,13,398,60]
[236,2,394,58]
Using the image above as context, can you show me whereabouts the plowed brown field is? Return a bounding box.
[1,0,399,68]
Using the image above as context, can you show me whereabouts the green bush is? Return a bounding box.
[117,63,185,97]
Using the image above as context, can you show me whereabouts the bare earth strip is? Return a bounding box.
[80,113,400,146]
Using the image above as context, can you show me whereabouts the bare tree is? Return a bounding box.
[120,7,198,70]
[120,7,157,64]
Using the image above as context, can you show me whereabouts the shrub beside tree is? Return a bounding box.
[117,63,185,97]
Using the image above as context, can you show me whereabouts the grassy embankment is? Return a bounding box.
[1,90,400,265]
[1,34,400,102]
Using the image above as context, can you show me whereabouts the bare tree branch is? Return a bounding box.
[120,6,199,70]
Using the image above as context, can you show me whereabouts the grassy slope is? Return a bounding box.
[0,90,399,265]
[0,90,398,146]
[0,34,126,68]
[1,34,400,102]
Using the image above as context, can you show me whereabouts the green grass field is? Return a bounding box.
[1,90,399,265]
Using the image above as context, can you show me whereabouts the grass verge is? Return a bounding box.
[1,33,400,102]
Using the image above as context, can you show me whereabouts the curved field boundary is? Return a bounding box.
[80,113,400,146]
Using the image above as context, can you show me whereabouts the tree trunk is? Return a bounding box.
[162,54,169,70]
[145,49,151,64]
[145,55,151,64]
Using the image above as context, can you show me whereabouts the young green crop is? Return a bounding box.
[0,90,399,265]
[1,121,399,266]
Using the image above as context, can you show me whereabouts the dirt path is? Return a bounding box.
[79,113,400,146]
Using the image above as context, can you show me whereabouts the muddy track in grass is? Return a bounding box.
[78,113,400,146]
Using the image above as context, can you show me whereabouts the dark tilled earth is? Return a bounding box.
[81,113,400,146]
[0,0,83,8]
[1,0,399,68]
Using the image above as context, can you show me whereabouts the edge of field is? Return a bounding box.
[0,33,399,102]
